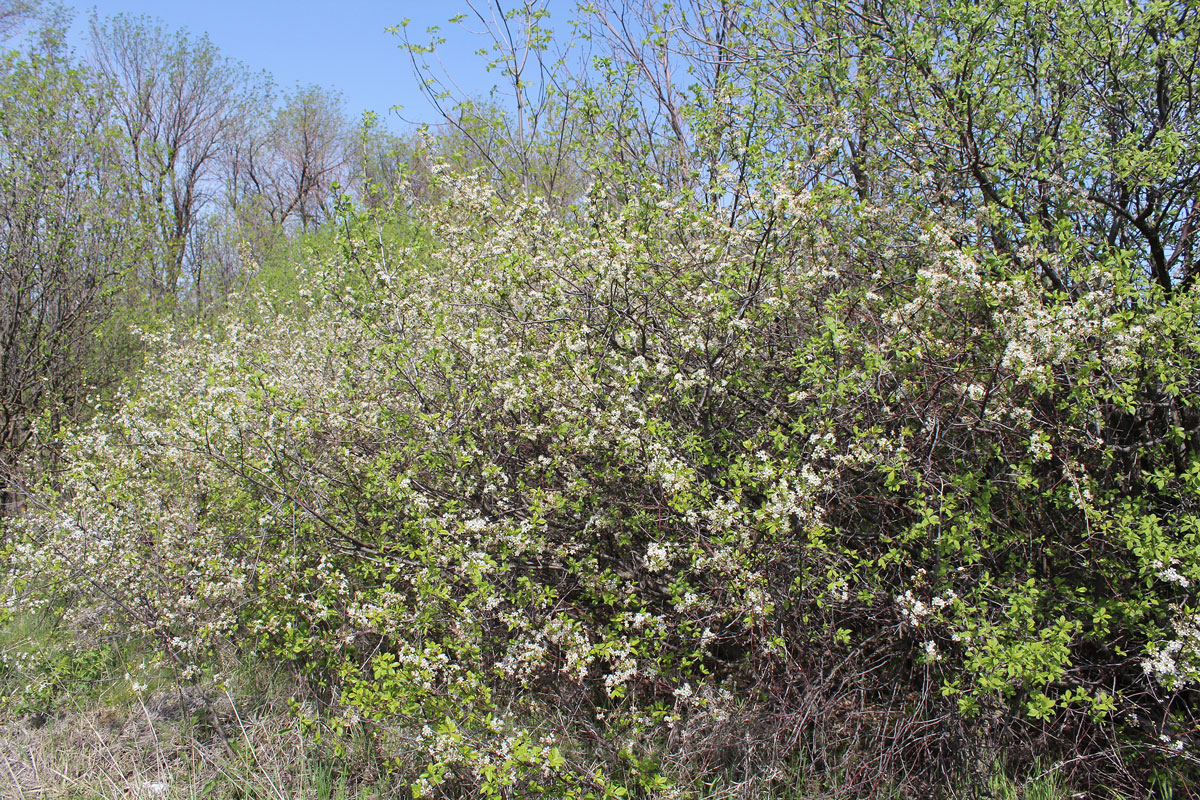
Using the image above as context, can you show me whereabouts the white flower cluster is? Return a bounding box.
[1144,612,1200,690]
[896,588,957,627]
[644,542,670,572]
[1154,560,1193,589]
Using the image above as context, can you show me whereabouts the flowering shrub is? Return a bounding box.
[7,169,1200,795]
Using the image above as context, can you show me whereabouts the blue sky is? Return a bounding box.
[66,1,523,131]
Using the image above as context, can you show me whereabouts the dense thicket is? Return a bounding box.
[0,40,145,514]
[4,0,1200,798]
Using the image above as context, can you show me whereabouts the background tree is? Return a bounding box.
[255,84,348,232]
[226,85,349,232]
[0,0,37,39]
[88,14,269,309]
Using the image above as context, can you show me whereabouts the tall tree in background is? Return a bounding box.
[240,84,348,232]
[219,82,349,291]
[273,85,348,230]
[0,0,36,38]
[88,14,268,307]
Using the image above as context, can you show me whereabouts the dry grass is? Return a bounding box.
[0,654,390,800]
[2,692,293,799]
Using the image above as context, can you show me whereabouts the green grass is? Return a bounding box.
[987,760,1073,800]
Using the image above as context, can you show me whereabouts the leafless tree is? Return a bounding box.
[88,14,269,306]
[227,84,349,235]
[268,85,349,230]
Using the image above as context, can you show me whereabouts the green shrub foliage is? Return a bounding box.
[7,170,1197,795]
[6,0,1200,796]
